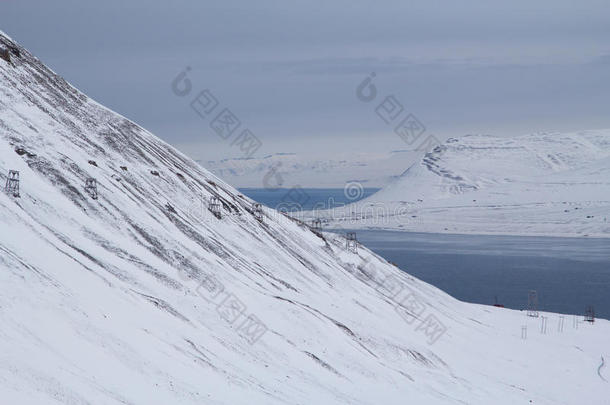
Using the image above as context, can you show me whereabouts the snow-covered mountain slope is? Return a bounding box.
[311,132,610,237]
[0,31,609,404]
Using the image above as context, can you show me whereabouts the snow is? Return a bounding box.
[305,132,610,238]
[0,32,609,404]
[202,151,410,188]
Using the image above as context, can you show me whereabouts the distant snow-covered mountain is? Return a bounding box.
[203,150,414,188]
[378,131,610,199]
[307,131,610,237]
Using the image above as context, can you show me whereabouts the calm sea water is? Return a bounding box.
[242,188,610,319]
[354,230,610,319]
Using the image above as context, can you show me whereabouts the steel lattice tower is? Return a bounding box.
[346,232,358,253]
[252,202,263,221]
[4,170,20,197]
[209,196,222,219]
[84,177,98,200]
[527,290,539,317]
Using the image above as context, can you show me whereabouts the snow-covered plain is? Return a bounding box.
[307,132,610,237]
[0,32,609,404]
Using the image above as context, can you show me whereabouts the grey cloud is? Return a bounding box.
[1,0,610,163]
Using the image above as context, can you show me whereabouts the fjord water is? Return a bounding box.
[355,230,610,319]
[239,188,380,211]
[242,188,610,319]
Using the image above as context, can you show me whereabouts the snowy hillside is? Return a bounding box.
[310,132,610,237]
[0,31,609,404]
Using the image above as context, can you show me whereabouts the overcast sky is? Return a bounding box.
[2,0,610,163]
